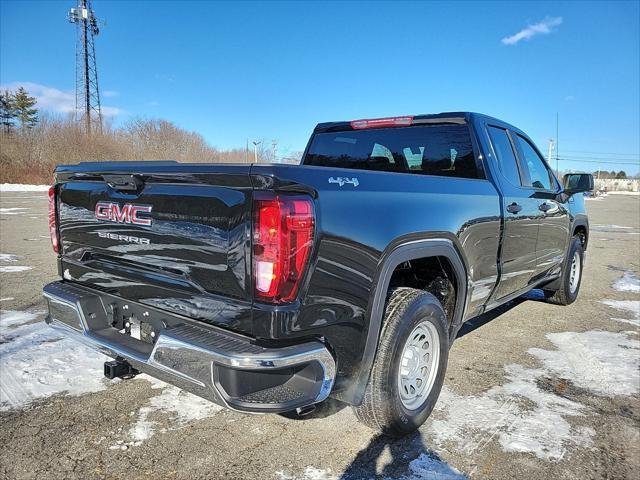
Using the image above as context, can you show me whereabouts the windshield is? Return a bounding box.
[304,124,481,179]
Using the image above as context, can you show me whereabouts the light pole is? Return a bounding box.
[547,139,555,174]
[252,140,261,163]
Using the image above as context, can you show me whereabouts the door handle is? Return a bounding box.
[539,202,552,212]
[506,202,522,214]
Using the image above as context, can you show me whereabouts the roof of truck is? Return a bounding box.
[314,112,516,133]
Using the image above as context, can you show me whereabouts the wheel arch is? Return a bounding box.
[341,234,468,405]
[572,218,589,250]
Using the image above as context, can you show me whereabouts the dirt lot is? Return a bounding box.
[1,190,638,480]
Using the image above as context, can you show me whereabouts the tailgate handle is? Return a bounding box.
[104,174,143,192]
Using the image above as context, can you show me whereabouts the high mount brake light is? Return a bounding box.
[350,116,414,130]
[48,185,60,253]
[253,193,315,304]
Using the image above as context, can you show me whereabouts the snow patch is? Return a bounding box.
[276,467,337,480]
[529,331,639,396]
[613,272,640,293]
[0,311,108,410]
[0,184,49,192]
[429,330,638,460]
[116,378,222,447]
[430,366,593,461]
[0,266,32,273]
[601,300,640,326]
[0,253,23,263]
[0,208,28,215]
[592,224,633,230]
[0,298,15,302]
[275,452,465,479]
[405,453,466,479]
[0,310,39,329]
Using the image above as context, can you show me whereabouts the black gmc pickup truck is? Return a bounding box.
[43,112,593,435]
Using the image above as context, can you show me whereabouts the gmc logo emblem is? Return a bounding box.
[95,202,153,226]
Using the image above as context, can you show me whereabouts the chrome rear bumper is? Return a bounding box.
[43,281,335,413]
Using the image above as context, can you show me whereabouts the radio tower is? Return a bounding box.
[68,0,102,135]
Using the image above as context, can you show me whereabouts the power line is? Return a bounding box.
[562,149,639,157]
[556,154,640,161]
[555,157,640,166]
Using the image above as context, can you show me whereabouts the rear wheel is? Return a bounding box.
[544,236,584,305]
[353,287,449,436]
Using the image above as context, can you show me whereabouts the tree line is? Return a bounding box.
[592,170,632,179]
[0,86,301,184]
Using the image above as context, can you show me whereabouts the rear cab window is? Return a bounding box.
[303,124,482,179]
[486,126,522,186]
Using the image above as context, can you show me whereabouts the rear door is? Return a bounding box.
[486,126,542,299]
[512,134,570,275]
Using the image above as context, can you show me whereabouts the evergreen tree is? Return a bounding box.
[13,87,39,129]
[0,90,15,134]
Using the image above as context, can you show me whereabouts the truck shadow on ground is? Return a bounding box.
[339,430,462,479]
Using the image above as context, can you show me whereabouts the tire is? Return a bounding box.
[352,287,449,436]
[544,236,584,305]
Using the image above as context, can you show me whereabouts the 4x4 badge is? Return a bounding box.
[328,177,359,187]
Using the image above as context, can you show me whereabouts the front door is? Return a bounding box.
[486,126,542,300]
[512,134,570,276]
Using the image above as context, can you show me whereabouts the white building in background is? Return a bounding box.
[595,178,640,192]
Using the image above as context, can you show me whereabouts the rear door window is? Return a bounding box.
[514,135,554,190]
[487,126,522,186]
[304,124,481,179]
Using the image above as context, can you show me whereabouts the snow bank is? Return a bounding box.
[0,310,108,410]
[0,184,49,192]
[607,191,640,196]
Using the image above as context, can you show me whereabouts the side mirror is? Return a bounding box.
[563,173,594,196]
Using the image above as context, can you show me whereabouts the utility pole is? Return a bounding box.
[252,140,261,163]
[547,139,555,171]
[271,139,277,163]
[549,112,560,177]
[68,0,102,135]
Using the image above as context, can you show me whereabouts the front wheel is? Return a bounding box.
[544,236,584,305]
[353,287,449,436]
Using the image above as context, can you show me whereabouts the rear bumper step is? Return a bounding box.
[43,281,336,413]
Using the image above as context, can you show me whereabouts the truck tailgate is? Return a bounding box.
[55,163,254,332]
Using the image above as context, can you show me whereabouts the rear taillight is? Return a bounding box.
[253,193,315,303]
[350,115,413,130]
[48,185,60,253]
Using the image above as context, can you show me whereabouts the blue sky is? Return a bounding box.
[1,0,639,173]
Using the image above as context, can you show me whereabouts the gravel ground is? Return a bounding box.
[0,191,638,480]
